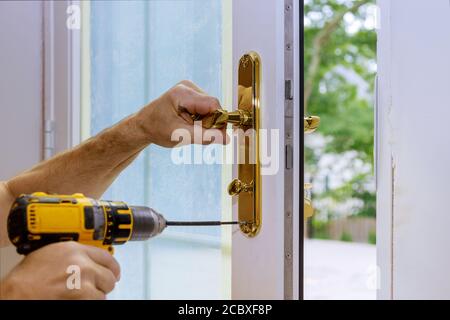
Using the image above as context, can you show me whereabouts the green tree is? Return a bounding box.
[304,0,376,222]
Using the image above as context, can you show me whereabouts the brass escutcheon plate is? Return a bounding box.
[236,52,261,237]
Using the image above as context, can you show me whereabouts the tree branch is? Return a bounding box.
[304,0,371,114]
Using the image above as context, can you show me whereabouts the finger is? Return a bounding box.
[177,80,207,94]
[172,85,221,116]
[79,283,107,300]
[93,264,117,294]
[179,110,194,124]
[83,245,121,281]
[180,124,229,145]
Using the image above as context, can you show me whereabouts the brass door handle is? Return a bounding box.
[185,53,261,237]
[191,109,253,129]
[230,52,261,237]
[304,116,320,219]
[183,53,262,237]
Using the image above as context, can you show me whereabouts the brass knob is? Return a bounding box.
[228,179,253,196]
[304,116,320,134]
[190,109,253,129]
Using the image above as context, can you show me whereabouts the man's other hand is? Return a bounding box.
[0,242,120,300]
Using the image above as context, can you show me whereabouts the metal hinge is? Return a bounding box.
[44,119,55,159]
[285,144,293,169]
[285,79,293,100]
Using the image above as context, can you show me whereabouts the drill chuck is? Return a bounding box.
[129,206,166,241]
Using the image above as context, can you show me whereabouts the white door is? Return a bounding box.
[45,0,300,300]
[231,0,301,299]
[377,0,450,299]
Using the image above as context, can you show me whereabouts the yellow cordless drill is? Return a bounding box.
[7,192,238,255]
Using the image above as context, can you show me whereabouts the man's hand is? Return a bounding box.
[0,242,120,300]
[136,80,227,147]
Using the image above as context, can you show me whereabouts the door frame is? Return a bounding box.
[376,0,450,300]
[43,0,81,158]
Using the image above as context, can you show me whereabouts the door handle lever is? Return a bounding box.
[190,109,253,129]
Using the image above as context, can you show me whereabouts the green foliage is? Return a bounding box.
[340,232,353,242]
[321,173,376,218]
[311,219,330,239]
[305,0,376,222]
[368,231,376,244]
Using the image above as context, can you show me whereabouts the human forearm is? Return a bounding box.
[6,113,148,199]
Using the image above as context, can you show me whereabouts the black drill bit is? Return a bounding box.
[166,220,244,226]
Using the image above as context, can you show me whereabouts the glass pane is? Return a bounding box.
[304,0,377,300]
[83,0,230,299]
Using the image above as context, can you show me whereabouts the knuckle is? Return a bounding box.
[169,84,183,99]
[76,257,94,273]
[62,240,81,249]
[178,79,192,86]
[59,245,86,266]
[61,241,86,256]
[51,240,79,252]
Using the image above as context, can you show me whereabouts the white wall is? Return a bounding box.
[0,1,43,277]
[377,0,450,299]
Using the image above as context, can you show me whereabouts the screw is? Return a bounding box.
[286,211,292,218]
[286,43,292,51]
[285,4,291,11]
[285,252,292,259]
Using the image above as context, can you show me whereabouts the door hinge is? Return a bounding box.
[285,144,293,170]
[285,79,293,100]
[44,119,55,159]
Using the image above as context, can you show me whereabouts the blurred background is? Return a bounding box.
[303,0,377,299]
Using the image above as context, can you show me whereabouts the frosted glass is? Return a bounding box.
[88,0,225,299]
